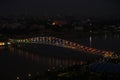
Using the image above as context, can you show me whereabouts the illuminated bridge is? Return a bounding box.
[9,36,113,58]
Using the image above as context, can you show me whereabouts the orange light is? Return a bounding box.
[0,42,5,46]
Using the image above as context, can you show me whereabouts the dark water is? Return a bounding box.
[72,34,120,52]
[0,34,120,80]
[0,45,89,80]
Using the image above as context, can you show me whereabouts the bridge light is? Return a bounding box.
[23,39,26,42]
[0,42,5,46]
[80,46,84,48]
[37,37,39,41]
[7,42,11,45]
[73,43,76,46]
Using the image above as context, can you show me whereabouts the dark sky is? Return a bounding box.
[0,0,120,17]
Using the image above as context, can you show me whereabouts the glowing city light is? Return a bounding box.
[0,42,5,46]
[52,22,56,25]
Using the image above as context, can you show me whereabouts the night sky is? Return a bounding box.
[0,0,120,17]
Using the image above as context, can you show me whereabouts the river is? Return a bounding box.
[0,33,120,80]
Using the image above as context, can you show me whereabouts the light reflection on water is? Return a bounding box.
[9,47,84,68]
[3,46,85,80]
[87,34,120,52]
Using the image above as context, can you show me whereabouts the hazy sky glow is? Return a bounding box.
[0,0,120,17]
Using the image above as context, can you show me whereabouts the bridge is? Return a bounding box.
[9,36,113,58]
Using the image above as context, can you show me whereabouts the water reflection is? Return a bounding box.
[105,33,120,40]
[89,33,120,48]
[104,32,107,40]
[89,36,92,47]
[9,47,84,68]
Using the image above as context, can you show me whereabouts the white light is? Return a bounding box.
[28,73,31,77]
[2,43,5,45]
[7,42,11,45]
[16,76,20,80]
[52,22,56,25]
